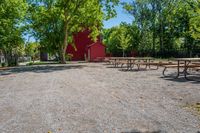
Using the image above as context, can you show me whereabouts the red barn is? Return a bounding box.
[66,30,106,61]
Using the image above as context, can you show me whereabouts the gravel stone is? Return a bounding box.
[0,63,199,133]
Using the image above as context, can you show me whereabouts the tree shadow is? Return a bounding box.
[161,68,200,83]
[122,130,199,133]
[105,64,158,72]
[102,63,114,66]
[0,64,85,76]
[119,68,158,72]
[161,76,200,84]
[122,129,167,133]
[119,69,143,72]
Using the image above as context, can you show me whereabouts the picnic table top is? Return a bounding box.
[109,57,154,60]
[172,58,200,61]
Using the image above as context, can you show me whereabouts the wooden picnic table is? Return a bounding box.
[109,57,154,69]
[163,58,200,79]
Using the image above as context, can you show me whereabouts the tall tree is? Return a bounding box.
[103,23,138,57]
[27,0,119,63]
[188,0,200,40]
[0,0,27,66]
[122,0,200,57]
[25,42,40,62]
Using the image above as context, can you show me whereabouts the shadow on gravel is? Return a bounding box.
[102,63,117,66]
[122,129,166,133]
[0,65,85,76]
[161,76,200,84]
[119,69,145,72]
[119,68,158,72]
[105,65,158,72]
[102,63,111,65]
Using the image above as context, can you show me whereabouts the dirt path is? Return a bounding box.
[0,63,199,133]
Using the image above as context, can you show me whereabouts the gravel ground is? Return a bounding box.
[0,62,199,133]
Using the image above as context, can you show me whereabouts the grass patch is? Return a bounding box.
[192,103,200,113]
[26,61,59,66]
[25,61,77,66]
[184,102,200,116]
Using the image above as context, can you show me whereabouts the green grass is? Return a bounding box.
[192,103,200,114]
[26,61,60,66]
[184,103,200,116]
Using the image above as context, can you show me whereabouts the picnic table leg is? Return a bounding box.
[175,60,180,79]
[185,61,191,75]
[131,63,134,70]
[145,64,148,69]
[162,67,167,76]
[121,63,124,68]
[114,59,117,67]
[184,61,187,79]
[129,60,132,70]
[144,59,148,69]
[156,63,159,70]
[130,61,134,70]
[148,59,151,69]
[128,60,132,70]
[184,61,191,80]
[127,60,130,70]
[137,64,140,70]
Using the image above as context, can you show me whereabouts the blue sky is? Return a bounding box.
[103,0,133,28]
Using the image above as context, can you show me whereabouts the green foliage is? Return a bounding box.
[26,61,59,66]
[189,0,200,40]
[0,0,27,66]
[119,0,200,57]
[27,0,119,63]
[0,0,119,65]
[25,42,40,62]
[117,27,131,50]
[103,23,140,56]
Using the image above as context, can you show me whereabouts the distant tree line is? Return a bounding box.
[103,0,200,58]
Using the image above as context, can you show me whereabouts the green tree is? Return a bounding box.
[189,0,200,40]
[122,0,200,57]
[103,23,138,57]
[122,0,155,55]
[117,27,131,57]
[27,0,119,63]
[0,0,27,66]
[25,42,40,62]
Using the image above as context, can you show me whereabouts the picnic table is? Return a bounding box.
[163,58,200,79]
[109,57,155,70]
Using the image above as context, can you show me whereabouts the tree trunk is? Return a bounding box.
[14,54,19,66]
[5,51,18,67]
[159,10,164,56]
[60,45,67,64]
[5,47,19,66]
[185,13,192,58]
[60,22,68,64]
[152,4,156,57]
[160,23,164,55]
[152,26,156,56]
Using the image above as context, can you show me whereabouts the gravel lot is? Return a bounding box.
[0,62,200,133]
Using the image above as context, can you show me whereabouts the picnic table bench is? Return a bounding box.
[108,57,167,70]
[162,58,200,80]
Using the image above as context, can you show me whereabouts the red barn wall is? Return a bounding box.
[66,30,106,61]
[66,30,94,61]
[88,42,105,61]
